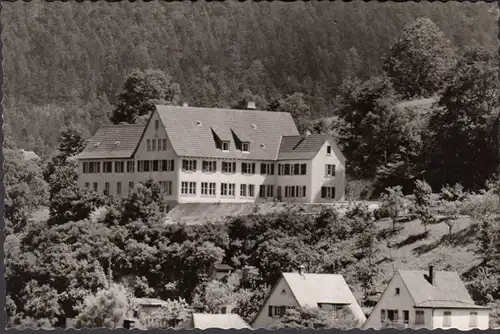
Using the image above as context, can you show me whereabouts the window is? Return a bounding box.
[259,185,266,198]
[104,182,110,195]
[155,119,160,130]
[138,160,151,172]
[403,310,409,324]
[240,184,247,197]
[93,182,98,191]
[201,182,216,196]
[152,160,159,172]
[469,312,478,328]
[202,160,217,173]
[115,161,124,173]
[152,139,157,151]
[83,162,89,173]
[222,141,230,151]
[443,311,451,327]
[327,145,332,155]
[241,162,256,174]
[325,164,336,177]
[161,159,175,172]
[268,306,292,317]
[267,185,274,198]
[181,181,196,195]
[242,142,250,152]
[182,159,197,172]
[157,139,162,151]
[301,186,306,197]
[88,161,100,173]
[84,182,90,188]
[129,182,134,192]
[293,163,300,175]
[222,161,236,173]
[147,139,151,151]
[415,310,425,325]
[103,161,112,173]
[159,181,173,195]
[381,309,386,322]
[395,288,400,296]
[127,161,135,173]
[221,183,235,197]
[260,163,275,175]
[300,163,307,175]
[278,164,291,175]
[321,186,336,199]
[116,182,122,195]
[249,184,255,197]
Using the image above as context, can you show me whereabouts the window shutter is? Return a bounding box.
[271,164,275,175]
[321,187,327,198]
[252,163,256,174]
[325,164,329,176]
[268,306,273,317]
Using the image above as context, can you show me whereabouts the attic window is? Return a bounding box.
[281,289,286,295]
[395,288,400,296]
[155,120,160,130]
[242,142,250,153]
[196,121,202,127]
[222,141,230,151]
[326,145,332,155]
[251,124,257,129]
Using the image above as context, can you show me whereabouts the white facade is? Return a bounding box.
[363,272,490,330]
[77,110,346,205]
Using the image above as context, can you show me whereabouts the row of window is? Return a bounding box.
[380,309,478,328]
[84,180,173,196]
[181,160,315,176]
[146,138,168,151]
[82,160,175,174]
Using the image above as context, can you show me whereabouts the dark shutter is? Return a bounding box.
[268,306,273,317]
[301,164,307,175]
[252,163,256,174]
[271,164,275,175]
[321,187,327,198]
[260,163,266,174]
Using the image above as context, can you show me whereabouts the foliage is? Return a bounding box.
[384,17,456,99]
[57,126,87,159]
[270,307,359,329]
[110,69,181,124]
[74,283,134,329]
[379,186,405,232]
[4,149,49,233]
[143,298,192,329]
[412,179,436,232]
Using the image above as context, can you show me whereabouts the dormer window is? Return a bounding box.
[155,120,159,130]
[222,141,230,151]
[326,145,332,155]
[395,288,400,296]
[242,142,250,152]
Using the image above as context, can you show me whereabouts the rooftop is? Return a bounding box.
[191,313,251,330]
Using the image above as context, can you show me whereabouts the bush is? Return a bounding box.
[345,179,375,200]
[373,207,391,220]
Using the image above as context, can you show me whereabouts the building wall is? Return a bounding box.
[274,159,312,203]
[363,273,425,330]
[310,141,346,202]
[252,278,299,329]
[431,308,489,330]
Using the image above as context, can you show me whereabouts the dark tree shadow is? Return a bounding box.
[377,224,404,240]
[395,231,429,248]
[412,223,479,256]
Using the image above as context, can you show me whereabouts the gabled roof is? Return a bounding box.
[398,270,489,309]
[133,297,169,307]
[156,105,299,160]
[253,272,366,325]
[19,149,41,161]
[75,124,145,159]
[277,134,346,163]
[191,313,251,330]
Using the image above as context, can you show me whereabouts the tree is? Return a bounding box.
[384,17,456,99]
[110,69,181,124]
[143,298,192,329]
[56,126,87,159]
[277,92,311,121]
[412,179,436,233]
[4,149,49,232]
[437,200,460,242]
[118,179,168,225]
[426,47,499,192]
[74,283,134,329]
[379,186,405,233]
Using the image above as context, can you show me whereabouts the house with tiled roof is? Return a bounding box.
[74,103,345,205]
[180,313,252,330]
[362,266,490,330]
[252,267,366,329]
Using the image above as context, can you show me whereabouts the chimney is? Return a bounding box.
[424,265,435,285]
[298,264,306,276]
[305,130,312,137]
[183,102,188,107]
[247,101,256,110]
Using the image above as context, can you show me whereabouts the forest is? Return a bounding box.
[3,0,500,329]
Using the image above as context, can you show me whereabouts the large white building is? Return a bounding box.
[75,104,346,206]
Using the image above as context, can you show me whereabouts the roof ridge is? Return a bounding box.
[155,104,292,114]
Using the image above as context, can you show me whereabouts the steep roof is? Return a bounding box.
[398,270,489,309]
[156,105,299,160]
[191,313,251,330]
[75,124,145,159]
[277,134,346,163]
[282,273,366,322]
[19,149,41,161]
